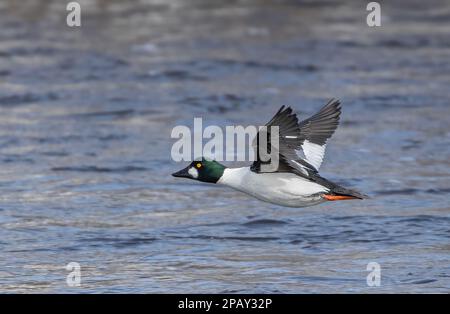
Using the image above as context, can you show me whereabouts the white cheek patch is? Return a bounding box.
[188,167,199,179]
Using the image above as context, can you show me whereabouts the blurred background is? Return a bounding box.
[0,0,449,293]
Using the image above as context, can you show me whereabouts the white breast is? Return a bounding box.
[217,167,329,207]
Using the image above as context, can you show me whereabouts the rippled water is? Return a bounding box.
[1,0,449,293]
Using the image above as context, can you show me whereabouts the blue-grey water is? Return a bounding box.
[0,0,449,293]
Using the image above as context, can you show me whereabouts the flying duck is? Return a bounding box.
[172,99,367,207]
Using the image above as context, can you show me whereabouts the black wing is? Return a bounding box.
[250,99,341,176]
[296,99,341,170]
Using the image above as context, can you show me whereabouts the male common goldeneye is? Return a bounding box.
[172,99,367,207]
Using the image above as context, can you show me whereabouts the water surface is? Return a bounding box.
[0,0,449,293]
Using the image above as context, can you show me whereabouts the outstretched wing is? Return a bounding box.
[297,99,341,170]
[250,99,341,175]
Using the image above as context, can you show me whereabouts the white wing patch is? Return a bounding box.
[289,160,309,175]
[301,140,327,170]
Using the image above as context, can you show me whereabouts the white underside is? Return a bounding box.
[218,167,329,208]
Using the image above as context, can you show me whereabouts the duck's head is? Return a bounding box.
[172,157,226,183]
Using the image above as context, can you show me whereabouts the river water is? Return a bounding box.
[0,0,449,293]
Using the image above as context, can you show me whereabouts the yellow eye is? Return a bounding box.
[196,163,202,168]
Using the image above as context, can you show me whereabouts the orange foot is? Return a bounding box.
[323,194,358,201]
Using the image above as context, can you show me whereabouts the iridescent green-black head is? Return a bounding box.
[172,157,226,183]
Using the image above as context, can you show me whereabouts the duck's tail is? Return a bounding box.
[323,186,369,201]
[310,174,369,201]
